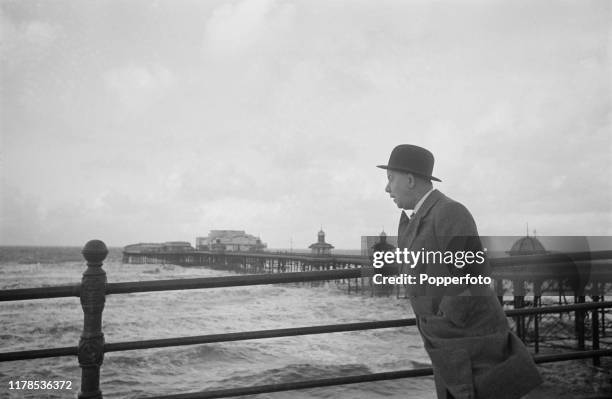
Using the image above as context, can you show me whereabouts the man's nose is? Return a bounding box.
[385,182,390,193]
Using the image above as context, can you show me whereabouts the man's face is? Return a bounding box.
[385,170,415,209]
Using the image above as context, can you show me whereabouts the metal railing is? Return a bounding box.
[1,240,611,399]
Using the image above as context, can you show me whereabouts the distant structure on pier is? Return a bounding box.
[309,229,334,255]
[507,233,548,256]
[361,232,398,257]
[371,231,396,253]
[123,241,194,253]
[196,230,267,252]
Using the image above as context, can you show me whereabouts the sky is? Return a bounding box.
[1,0,610,249]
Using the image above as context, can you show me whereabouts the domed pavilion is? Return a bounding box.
[309,229,334,256]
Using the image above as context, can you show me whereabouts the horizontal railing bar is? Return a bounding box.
[4,301,611,362]
[534,349,612,363]
[0,319,416,362]
[105,269,362,295]
[140,349,612,399]
[140,368,435,399]
[0,284,80,301]
[0,269,363,301]
[505,301,612,316]
[10,348,612,399]
[104,318,416,353]
[3,268,611,302]
[489,250,612,267]
[0,346,78,361]
[102,305,612,354]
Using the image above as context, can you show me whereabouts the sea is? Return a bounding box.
[0,247,434,399]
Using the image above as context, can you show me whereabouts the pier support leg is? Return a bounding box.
[575,295,585,351]
[592,296,600,366]
[533,295,540,354]
[602,296,606,337]
[78,240,108,399]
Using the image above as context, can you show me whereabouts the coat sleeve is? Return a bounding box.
[433,200,479,252]
[432,200,493,323]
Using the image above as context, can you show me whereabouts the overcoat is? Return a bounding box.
[398,190,542,399]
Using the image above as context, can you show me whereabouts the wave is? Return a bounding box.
[28,324,81,337]
[0,334,29,343]
[0,246,124,264]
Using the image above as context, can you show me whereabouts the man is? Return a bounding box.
[378,144,542,399]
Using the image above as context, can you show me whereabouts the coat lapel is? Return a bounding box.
[399,189,444,250]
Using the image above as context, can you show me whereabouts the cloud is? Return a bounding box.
[0,184,47,244]
[104,64,176,112]
[0,9,59,47]
[22,20,58,46]
[203,0,295,57]
[0,9,61,74]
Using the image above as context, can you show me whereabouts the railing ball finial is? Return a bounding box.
[82,240,108,264]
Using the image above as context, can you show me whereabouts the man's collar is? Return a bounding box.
[411,187,435,215]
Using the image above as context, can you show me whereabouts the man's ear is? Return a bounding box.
[406,173,415,188]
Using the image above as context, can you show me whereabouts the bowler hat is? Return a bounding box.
[377,144,441,182]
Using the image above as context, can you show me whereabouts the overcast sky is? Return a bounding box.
[1,0,610,249]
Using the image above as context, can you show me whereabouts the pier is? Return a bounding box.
[122,249,371,292]
[122,249,368,272]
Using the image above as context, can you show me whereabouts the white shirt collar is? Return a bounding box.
[411,187,435,216]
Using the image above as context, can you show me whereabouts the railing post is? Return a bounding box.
[79,240,108,399]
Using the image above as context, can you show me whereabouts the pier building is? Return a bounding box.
[123,241,194,253]
[361,231,398,257]
[309,229,334,255]
[196,230,266,252]
[507,234,548,256]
